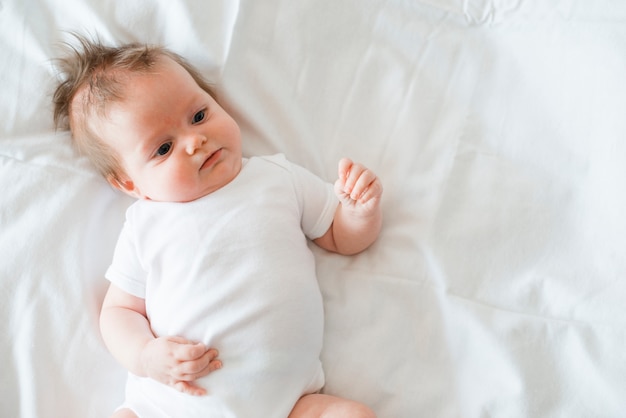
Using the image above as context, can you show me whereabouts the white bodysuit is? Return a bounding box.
[106,154,339,418]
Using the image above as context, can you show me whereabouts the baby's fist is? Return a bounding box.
[335,158,382,211]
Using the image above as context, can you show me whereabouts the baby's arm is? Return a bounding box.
[100,284,222,396]
[314,158,383,255]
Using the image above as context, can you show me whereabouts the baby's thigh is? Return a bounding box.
[289,393,376,418]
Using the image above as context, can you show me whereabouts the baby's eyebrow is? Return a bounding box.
[137,133,166,159]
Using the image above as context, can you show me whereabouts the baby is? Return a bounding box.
[53,36,382,418]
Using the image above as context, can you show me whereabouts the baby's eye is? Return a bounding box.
[156,142,172,157]
[192,109,206,124]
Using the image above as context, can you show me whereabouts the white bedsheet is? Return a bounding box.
[2,1,625,417]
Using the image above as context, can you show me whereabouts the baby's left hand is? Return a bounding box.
[315,158,383,255]
[334,158,383,214]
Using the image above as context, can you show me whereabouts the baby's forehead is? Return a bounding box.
[73,54,207,129]
[87,57,194,114]
[72,57,164,116]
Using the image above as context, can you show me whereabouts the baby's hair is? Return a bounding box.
[52,34,217,181]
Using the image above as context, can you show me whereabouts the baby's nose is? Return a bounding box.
[185,135,207,155]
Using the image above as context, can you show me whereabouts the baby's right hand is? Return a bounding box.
[139,336,222,396]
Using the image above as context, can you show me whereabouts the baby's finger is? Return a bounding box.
[177,349,221,376]
[357,177,383,204]
[168,336,195,345]
[180,358,223,383]
[350,169,377,201]
[343,163,368,194]
[334,178,355,207]
[172,340,207,361]
[173,380,207,397]
[337,157,353,182]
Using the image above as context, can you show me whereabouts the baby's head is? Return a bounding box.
[53,35,242,202]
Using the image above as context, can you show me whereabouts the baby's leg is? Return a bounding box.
[110,408,138,418]
[289,393,376,418]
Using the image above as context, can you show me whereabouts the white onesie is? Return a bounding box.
[105,154,339,418]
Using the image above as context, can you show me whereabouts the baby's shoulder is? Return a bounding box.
[251,153,290,169]
[247,153,298,177]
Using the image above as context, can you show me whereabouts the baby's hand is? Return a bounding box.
[139,336,221,396]
[316,158,383,254]
[335,158,383,214]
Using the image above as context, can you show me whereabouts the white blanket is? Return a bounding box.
[1,1,625,417]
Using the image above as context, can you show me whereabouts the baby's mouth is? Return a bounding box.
[200,148,222,171]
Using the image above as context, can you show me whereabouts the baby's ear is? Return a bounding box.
[107,175,143,199]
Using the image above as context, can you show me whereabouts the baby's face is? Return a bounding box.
[95,56,242,202]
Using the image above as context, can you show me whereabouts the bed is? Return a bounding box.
[2,0,626,417]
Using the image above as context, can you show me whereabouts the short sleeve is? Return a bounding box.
[105,218,147,299]
[288,159,339,240]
